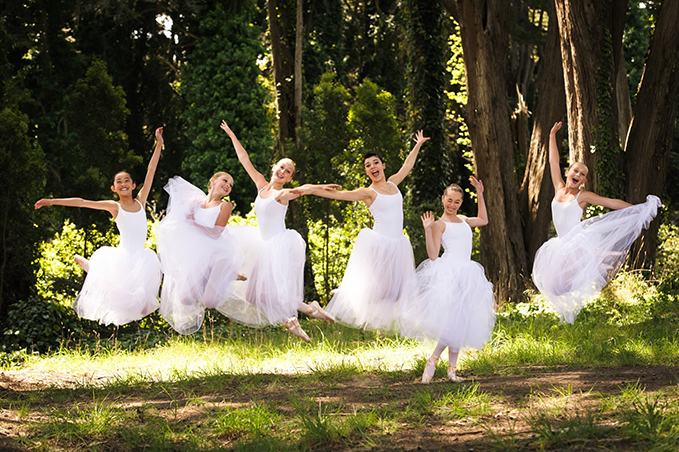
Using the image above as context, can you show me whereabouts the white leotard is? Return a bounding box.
[369,182,404,239]
[552,189,583,236]
[116,200,147,251]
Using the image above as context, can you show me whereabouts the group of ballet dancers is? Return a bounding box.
[35,119,659,383]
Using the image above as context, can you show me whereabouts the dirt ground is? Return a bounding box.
[0,365,677,451]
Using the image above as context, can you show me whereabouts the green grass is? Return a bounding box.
[3,271,679,450]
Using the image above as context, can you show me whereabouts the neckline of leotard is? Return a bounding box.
[200,202,221,210]
[257,186,285,205]
[371,181,399,196]
[442,219,466,225]
[118,199,143,214]
[555,188,582,204]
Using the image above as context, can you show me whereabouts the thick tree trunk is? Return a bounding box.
[268,0,296,153]
[518,4,566,268]
[625,0,679,269]
[454,0,529,303]
[553,0,626,197]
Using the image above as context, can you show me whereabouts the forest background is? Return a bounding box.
[1,0,679,346]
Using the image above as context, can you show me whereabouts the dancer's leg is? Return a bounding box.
[422,342,447,384]
[203,259,235,309]
[447,348,463,382]
[75,255,89,273]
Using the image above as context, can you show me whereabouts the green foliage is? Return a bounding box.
[1,296,83,353]
[0,106,45,315]
[181,3,273,214]
[656,223,679,285]
[623,0,653,104]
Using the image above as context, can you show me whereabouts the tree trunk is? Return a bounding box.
[268,0,296,153]
[453,0,529,303]
[518,3,566,268]
[553,0,626,198]
[625,0,679,269]
[294,0,303,133]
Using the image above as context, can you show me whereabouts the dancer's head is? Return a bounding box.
[209,171,234,198]
[271,158,296,184]
[111,171,136,199]
[565,162,588,190]
[442,184,464,215]
[363,151,385,183]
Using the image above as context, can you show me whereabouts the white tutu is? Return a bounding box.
[74,247,161,326]
[533,194,660,323]
[225,225,305,326]
[156,177,244,335]
[325,228,418,333]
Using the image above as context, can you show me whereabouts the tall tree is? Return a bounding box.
[625,0,679,268]
[443,0,529,302]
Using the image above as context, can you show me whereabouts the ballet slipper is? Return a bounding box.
[74,254,90,273]
[307,301,335,323]
[284,317,310,343]
[447,365,464,383]
[421,356,439,384]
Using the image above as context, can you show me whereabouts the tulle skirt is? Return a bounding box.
[533,195,660,324]
[156,178,243,335]
[224,225,305,326]
[325,228,418,333]
[400,256,495,349]
[74,247,161,326]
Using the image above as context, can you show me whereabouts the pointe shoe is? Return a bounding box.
[74,254,90,272]
[448,365,464,383]
[307,301,335,323]
[237,273,247,281]
[421,356,439,384]
[284,317,310,343]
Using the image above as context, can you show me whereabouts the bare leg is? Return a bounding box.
[447,349,463,382]
[74,255,89,273]
[422,342,447,384]
[297,301,335,323]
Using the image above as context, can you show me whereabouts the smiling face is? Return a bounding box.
[209,172,234,198]
[111,172,136,198]
[271,158,295,184]
[363,155,385,183]
[442,185,463,215]
[565,162,588,190]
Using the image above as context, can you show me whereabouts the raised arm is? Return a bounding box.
[421,212,444,261]
[578,191,632,211]
[220,120,268,190]
[549,121,566,192]
[34,198,119,216]
[137,126,164,206]
[293,184,375,204]
[388,130,430,186]
[464,176,488,228]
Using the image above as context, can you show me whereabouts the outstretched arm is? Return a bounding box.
[465,176,488,228]
[422,212,444,261]
[579,191,632,210]
[220,120,268,190]
[34,198,118,216]
[137,126,164,206]
[388,130,430,186]
[292,184,374,204]
[549,121,566,192]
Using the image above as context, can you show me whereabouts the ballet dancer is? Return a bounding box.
[34,127,164,325]
[532,121,660,323]
[292,130,430,333]
[401,178,495,383]
[155,171,246,335]
[220,120,334,343]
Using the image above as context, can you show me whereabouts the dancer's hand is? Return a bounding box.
[421,211,435,230]
[413,130,431,146]
[470,176,484,194]
[34,199,51,209]
[220,120,235,137]
[155,127,164,149]
[550,121,562,136]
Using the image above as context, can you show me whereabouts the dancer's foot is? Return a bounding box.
[329,288,339,296]
[307,301,335,323]
[422,356,439,384]
[447,365,464,383]
[74,254,89,272]
[237,273,247,281]
[284,317,310,343]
